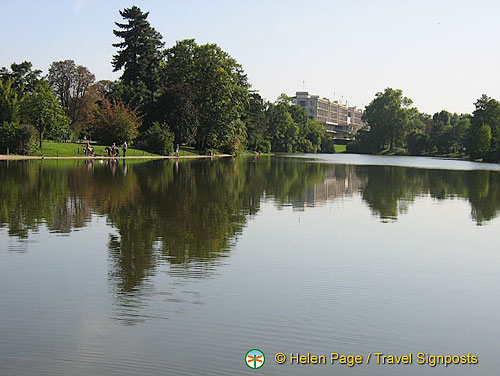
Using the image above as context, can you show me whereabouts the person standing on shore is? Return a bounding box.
[175,144,179,157]
[122,141,128,157]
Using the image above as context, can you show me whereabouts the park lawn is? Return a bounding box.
[334,144,346,153]
[34,141,160,157]
[178,146,202,156]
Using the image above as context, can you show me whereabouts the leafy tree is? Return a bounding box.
[265,99,324,153]
[275,93,293,105]
[470,95,500,161]
[347,127,378,154]
[321,135,336,153]
[472,95,500,129]
[20,80,70,148]
[432,110,452,126]
[267,103,298,152]
[147,83,199,145]
[48,60,75,110]
[469,124,492,160]
[244,93,269,152]
[0,61,42,95]
[362,88,412,152]
[301,119,324,153]
[406,131,429,155]
[94,80,115,97]
[222,118,247,154]
[140,122,174,155]
[0,122,37,155]
[112,6,165,92]
[165,39,249,151]
[450,113,460,125]
[48,60,95,124]
[0,79,20,123]
[89,98,140,145]
[288,102,308,126]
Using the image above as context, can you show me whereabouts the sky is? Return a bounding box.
[1,0,500,115]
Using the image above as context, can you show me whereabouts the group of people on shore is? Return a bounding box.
[104,142,127,157]
[83,142,127,157]
[83,143,95,156]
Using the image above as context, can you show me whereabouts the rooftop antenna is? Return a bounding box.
[302,80,305,91]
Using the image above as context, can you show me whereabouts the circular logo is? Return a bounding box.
[245,349,265,369]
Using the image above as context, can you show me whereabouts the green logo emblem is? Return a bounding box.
[245,349,265,369]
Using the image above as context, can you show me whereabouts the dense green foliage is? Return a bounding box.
[243,93,327,153]
[0,62,69,152]
[112,6,164,94]
[20,80,70,147]
[361,88,412,152]
[139,122,174,155]
[350,87,500,161]
[147,84,198,145]
[0,122,37,154]
[163,39,249,152]
[89,98,140,145]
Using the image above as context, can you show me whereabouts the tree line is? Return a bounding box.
[350,87,500,162]
[0,5,329,155]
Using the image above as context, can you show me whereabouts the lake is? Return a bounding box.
[0,155,499,375]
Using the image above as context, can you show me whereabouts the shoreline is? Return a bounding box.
[0,154,232,161]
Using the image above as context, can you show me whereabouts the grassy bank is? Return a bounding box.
[8,141,346,158]
[32,141,201,157]
[33,141,157,157]
[334,144,346,153]
[377,147,469,160]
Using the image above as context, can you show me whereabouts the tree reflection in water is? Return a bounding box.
[1,157,499,323]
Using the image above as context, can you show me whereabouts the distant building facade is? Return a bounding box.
[292,92,365,139]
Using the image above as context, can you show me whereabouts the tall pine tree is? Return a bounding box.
[112,6,164,93]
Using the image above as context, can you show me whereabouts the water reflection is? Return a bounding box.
[1,157,500,313]
[356,166,500,223]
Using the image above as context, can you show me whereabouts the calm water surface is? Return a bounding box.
[1,155,499,375]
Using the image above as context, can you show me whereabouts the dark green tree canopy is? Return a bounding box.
[469,94,500,161]
[20,80,70,147]
[147,83,199,145]
[112,6,165,91]
[362,88,412,152]
[164,39,249,151]
[0,61,42,95]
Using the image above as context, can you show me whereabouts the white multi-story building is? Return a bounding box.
[292,92,365,139]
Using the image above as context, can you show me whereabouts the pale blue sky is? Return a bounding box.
[1,0,500,114]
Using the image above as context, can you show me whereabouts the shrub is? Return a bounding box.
[0,122,37,155]
[321,136,336,153]
[90,99,140,145]
[406,131,429,155]
[256,139,271,153]
[140,123,174,155]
